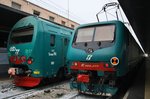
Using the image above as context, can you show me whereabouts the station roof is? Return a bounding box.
[118,0,150,53]
[0,4,29,33]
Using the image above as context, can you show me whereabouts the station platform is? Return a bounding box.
[0,48,9,80]
[0,64,9,80]
[0,74,9,80]
[123,58,150,99]
[144,58,150,99]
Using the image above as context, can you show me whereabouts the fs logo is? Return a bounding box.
[86,55,93,60]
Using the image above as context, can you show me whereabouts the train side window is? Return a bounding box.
[64,38,68,46]
[50,34,55,46]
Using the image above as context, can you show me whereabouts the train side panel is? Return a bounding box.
[42,22,72,77]
[128,32,143,69]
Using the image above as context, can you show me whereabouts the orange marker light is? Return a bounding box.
[110,57,119,66]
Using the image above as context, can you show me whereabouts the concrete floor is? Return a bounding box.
[0,64,9,80]
[127,60,145,99]
[145,58,150,99]
[123,58,150,99]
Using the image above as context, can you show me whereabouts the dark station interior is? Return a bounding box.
[118,0,150,53]
[0,4,29,48]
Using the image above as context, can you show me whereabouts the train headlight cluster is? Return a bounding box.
[72,62,78,66]
[27,57,33,64]
[110,57,119,66]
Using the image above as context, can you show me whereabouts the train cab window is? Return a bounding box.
[75,25,115,43]
[50,34,55,46]
[10,26,34,44]
[76,27,94,43]
[94,25,115,42]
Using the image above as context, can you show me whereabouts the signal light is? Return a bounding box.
[72,62,78,66]
[27,57,33,64]
[105,63,109,67]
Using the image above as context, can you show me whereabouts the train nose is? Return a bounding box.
[8,68,16,75]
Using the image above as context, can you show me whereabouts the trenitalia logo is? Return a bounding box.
[9,46,20,55]
[86,55,93,60]
[9,46,16,51]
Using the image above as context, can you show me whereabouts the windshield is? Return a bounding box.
[10,26,34,44]
[75,25,115,43]
[76,27,94,42]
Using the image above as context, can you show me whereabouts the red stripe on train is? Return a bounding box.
[71,62,115,72]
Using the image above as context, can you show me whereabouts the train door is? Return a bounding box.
[44,32,63,77]
[60,37,69,67]
[56,37,67,79]
[63,38,69,65]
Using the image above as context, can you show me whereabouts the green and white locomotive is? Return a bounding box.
[67,20,143,96]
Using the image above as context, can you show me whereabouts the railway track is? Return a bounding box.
[59,92,79,99]
[3,88,42,99]
[0,79,71,99]
[59,91,113,99]
[0,71,137,99]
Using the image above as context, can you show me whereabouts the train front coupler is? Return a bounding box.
[70,73,118,96]
[8,67,32,76]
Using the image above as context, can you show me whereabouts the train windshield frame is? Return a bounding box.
[75,24,115,43]
[9,26,34,44]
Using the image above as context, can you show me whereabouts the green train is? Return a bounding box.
[7,16,73,87]
[67,20,143,96]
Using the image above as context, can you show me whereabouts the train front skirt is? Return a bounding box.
[70,79,118,96]
[14,76,42,87]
